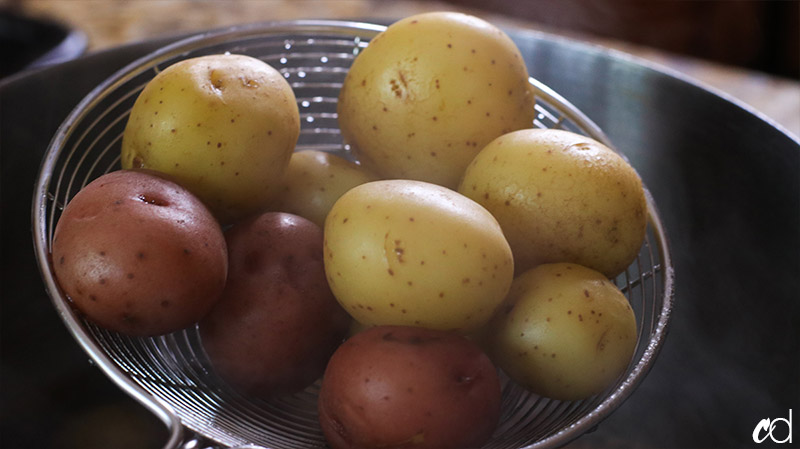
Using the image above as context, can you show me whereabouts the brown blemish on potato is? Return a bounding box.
[596,329,609,351]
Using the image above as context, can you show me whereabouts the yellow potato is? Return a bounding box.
[488,263,638,400]
[323,179,514,332]
[121,54,300,224]
[268,150,378,227]
[337,11,536,189]
[458,128,647,278]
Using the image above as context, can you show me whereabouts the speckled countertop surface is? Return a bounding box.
[10,0,800,138]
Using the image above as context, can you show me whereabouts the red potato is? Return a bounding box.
[51,169,228,337]
[318,325,502,449]
[199,212,351,398]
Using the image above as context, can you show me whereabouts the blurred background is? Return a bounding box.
[1,1,798,449]
[1,0,799,135]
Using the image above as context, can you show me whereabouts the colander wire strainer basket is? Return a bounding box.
[32,20,675,449]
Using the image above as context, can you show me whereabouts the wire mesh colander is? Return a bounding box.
[32,20,675,449]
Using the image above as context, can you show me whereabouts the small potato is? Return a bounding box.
[488,263,638,400]
[121,54,300,224]
[458,128,647,278]
[318,325,502,449]
[338,11,536,189]
[268,150,378,227]
[199,212,351,398]
[51,170,228,337]
[324,179,514,332]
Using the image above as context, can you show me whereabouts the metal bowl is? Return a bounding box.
[32,20,674,449]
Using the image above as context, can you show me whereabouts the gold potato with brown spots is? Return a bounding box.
[121,54,300,224]
[337,11,536,189]
[458,128,648,278]
[323,179,514,332]
[268,150,378,227]
[487,263,637,400]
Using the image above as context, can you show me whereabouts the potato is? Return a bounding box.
[268,150,378,227]
[458,128,647,278]
[318,325,502,449]
[488,263,637,400]
[121,54,300,224]
[51,169,228,337]
[337,11,536,189]
[199,212,351,398]
[323,179,514,332]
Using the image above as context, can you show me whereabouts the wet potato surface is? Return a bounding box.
[51,169,228,337]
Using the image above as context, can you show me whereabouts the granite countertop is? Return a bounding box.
[12,0,800,138]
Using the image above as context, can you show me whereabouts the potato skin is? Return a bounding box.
[323,179,514,332]
[121,54,300,224]
[458,128,647,278]
[199,212,351,398]
[338,11,536,189]
[51,169,228,337]
[268,150,378,227]
[318,325,502,449]
[488,263,637,400]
